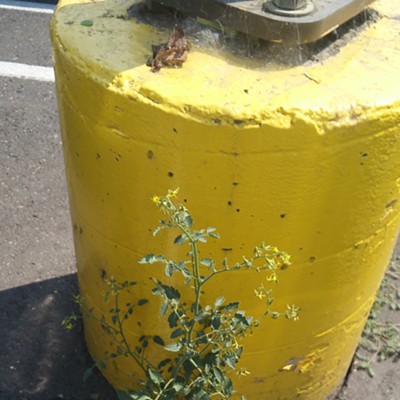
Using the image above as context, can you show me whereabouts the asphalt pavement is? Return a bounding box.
[0,2,117,399]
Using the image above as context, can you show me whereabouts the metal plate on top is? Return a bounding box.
[150,0,376,44]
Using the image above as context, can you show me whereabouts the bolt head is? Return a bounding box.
[273,0,308,10]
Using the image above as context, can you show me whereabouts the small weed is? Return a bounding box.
[64,189,300,399]
[355,255,400,377]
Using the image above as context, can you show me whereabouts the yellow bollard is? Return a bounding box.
[51,0,400,398]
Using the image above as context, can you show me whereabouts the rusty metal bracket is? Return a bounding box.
[150,0,376,44]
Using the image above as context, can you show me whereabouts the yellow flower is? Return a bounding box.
[237,368,251,376]
[168,188,179,198]
[151,195,160,204]
[287,304,300,321]
[254,288,266,300]
[267,273,278,283]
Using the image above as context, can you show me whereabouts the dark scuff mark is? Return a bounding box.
[386,199,398,209]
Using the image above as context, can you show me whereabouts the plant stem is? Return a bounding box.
[201,259,270,287]
[155,355,187,399]
[201,267,235,286]
[190,236,201,314]
[115,291,148,376]
[188,359,226,398]
[178,223,201,342]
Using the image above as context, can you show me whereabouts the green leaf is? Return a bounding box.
[181,267,192,278]
[83,366,93,382]
[152,287,162,295]
[160,301,168,316]
[171,328,185,338]
[367,366,375,378]
[173,381,185,392]
[223,377,234,396]
[157,358,171,369]
[97,360,106,369]
[194,234,207,243]
[138,254,165,264]
[135,395,153,400]
[234,311,250,327]
[127,307,134,315]
[168,311,179,328]
[225,356,236,369]
[212,315,221,329]
[137,299,149,306]
[207,227,220,239]
[80,19,93,27]
[165,262,175,277]
[120,390,153,400]
[153,335,165,346]
[183,212,193,227]
[161,284,181,300]
[213,366,224,384]
[205,363,211,374]
[111,315,117,325]
[194,310,207,321]
[223,302,240,311]
[214,296,225,307]
[165,342,183,352]
[192,389,210,400]
[200,258,215,269]
[117,391,131,400]
[148,368,164,385]
[174,235,187,245]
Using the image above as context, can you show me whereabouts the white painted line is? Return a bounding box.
[0,61,55,82]
[0,0,54,13]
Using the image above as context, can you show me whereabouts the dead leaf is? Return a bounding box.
[147,25,190,72]
[279,357,305,372]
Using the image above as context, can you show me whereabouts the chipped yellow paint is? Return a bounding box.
[51,0,400,398]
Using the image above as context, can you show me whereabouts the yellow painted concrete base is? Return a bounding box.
[51,0,400,398]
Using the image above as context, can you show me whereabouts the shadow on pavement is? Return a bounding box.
[0,274,117,400]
